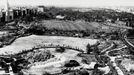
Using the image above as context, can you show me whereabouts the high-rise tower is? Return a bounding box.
[5,0,10,21]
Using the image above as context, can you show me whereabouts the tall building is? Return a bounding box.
[5,0,10,21]
[0,10,2,18]
[4,0,13,22]
[0,10,2,22]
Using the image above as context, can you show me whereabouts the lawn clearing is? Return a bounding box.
[40,20,120,32]
[0,35,98,55]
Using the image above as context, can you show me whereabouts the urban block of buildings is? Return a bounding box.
[0,0,38,23]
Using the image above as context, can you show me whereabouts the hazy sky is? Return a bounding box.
[0,0,134,7]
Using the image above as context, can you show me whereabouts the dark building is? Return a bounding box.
[13,10,19,19]
[0,11,2,22]
[1,12,6,22]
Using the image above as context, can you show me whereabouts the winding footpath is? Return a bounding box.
[103,29,134,75]
[121,30,134,49]
[105,47,126,75]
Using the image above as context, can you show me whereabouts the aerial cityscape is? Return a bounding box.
[0,0,134,75]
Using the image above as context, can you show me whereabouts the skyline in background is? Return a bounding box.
[0,0,134,8]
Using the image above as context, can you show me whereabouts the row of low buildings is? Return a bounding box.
[0,7,38,23]
[0,5,66,23]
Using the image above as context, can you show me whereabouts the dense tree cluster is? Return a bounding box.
[20,50,54,63]
[55,47,65,53]
[34,7,134,25]
[64,60,80,67]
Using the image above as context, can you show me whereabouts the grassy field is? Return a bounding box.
[0,34,97,74]
[40,20,120,32]
[0,35,98,55]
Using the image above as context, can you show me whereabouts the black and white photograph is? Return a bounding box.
[0,0,134,75]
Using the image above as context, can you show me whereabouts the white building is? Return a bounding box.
[56,15,65,20]
[4,0,14,22]
[37,6,44,12]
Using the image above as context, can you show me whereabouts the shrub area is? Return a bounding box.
[20,50,54,63]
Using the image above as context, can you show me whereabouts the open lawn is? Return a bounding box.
[0,35,98,55]
[40,20,120,32]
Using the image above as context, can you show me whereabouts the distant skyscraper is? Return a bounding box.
[5,0,10,21]
[4,0,14,22]
[5,0,9,11]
